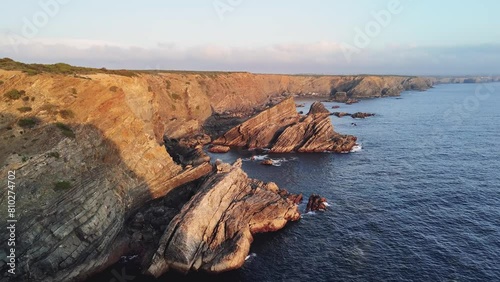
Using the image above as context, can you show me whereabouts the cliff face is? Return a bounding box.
[0,66,425,281]
[213,98,357,153]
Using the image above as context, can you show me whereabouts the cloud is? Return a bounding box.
[0,35,499,75]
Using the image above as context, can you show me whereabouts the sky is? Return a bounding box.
[0,0,499,75]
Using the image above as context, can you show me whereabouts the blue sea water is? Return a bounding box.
[199,82,500,282]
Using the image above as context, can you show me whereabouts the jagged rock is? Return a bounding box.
[214,98,356,153]
[212,97,299,149]
[208,145,230,153]
[295,103,305,107]
[307,101,331,115]
[351,112,375,119]
[306,194,328,212]
[332,112,351,118]
[332,105,340,109]
[146,160,300,276]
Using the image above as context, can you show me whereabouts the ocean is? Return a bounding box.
[100,82,500,281]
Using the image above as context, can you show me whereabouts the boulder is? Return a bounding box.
[261,159,274,166]
[305,194,328,212]
[351,112,375,119]
[208,145,230,153]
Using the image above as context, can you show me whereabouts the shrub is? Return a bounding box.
[48,152,60,159]
[171,93,181,100]
[55,122,75,138]
[59,109,75,119]
[18,117,38,128]
[0,80,4,85]
[109,86,119,92]
[22,96,30,101]
[4,89,23,100]
[40,104,58,114]
[71,88,77,95]
[166,80,171,89]
[31,97,35,101]
[54,181,71,191]
[17,107,32,113]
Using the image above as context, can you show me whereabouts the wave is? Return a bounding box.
[245,253,257,261]
[350,143,362,153]
[243,156,298,166]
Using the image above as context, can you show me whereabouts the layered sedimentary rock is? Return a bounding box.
[329,76,433,102]
[146,160,300,276]
[0,61,429,281]
[213,99,357,153]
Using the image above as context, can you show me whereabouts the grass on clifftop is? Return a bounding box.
[0,58,137,77]
[55,122,75,138]
[54,181,71,191]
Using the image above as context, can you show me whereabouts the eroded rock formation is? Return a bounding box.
[213,98,356,153]
[0,61,433,281]
[306,194,328,212]
[146,160,300,276]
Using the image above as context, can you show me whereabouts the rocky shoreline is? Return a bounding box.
[2,60,490,281]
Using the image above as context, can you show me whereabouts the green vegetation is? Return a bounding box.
[4,89,23,100]
[18,117,38,128]
[47,152,60,159]
[22,156,28,162]
[55,122,75,138]
[109,86,119,92]
[54,181,71,191]
[17,107,32,113]
[0,58,137,77]
[40,104,58,114]
[59,109,75,119]
[166,80,171,89]
[171,93,181,100]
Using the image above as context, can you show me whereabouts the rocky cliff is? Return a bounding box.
[0,60,430,281]
[213,98,357,153]
[147,160,300,276]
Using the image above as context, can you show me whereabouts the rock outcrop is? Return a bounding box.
[332,112,375,119]
[306,194,328,212]
[213,99,357,153]
[207,145,230,153]
[146,160,300,276]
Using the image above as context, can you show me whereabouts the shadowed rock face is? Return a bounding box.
[213,99,357,153]
[146,160,300,276]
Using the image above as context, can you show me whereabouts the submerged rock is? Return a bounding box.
[146,160,300,276]
[261,159,274,165]
[351,112,375,119]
